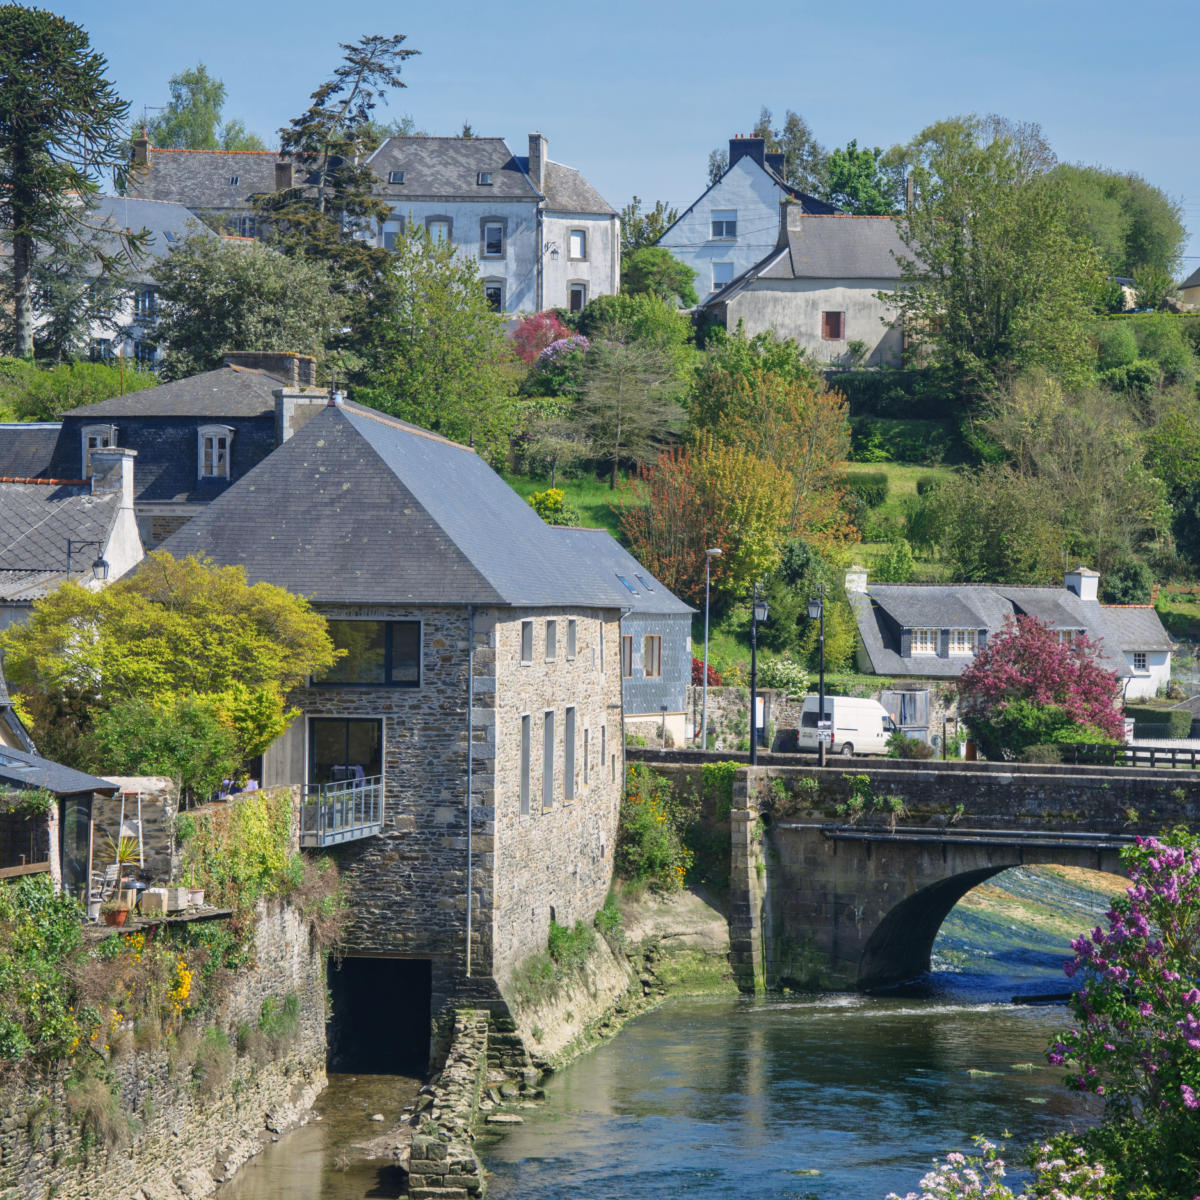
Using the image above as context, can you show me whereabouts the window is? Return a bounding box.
[133,340,156,364]
[1057,629,1080,645]
[388,170,405,184]
[569,229,587,259]
[564,707,576,802]
[314,620,421,687]
[483,280,504,311]
[309,718,382,785]
[1133,651,1148,672]
[911,628,938,655]
[233,214,257,239]
[643,635,662,678]
[89,338,113,361]
[546,619,557,662]
[519,715,531,815]
[427,217,451,242]
[621,635,633,678]
[949,629,977,655]
[542,711,555,809]
[198,424,233,480]
[822,311,846,341]
[712,262,734,290]
[81,424,115,475]
[584,728,590,785]
[599,623,605,671]
[600,724,606,770]
[134,286,157,319]
[567,618,577,659]
[482,221,504,257]
[520,620,534,665]
[569,283,587,313]
[711,210,737,239]
[477,171,493,186]
[229,175,239,186]
[634,575,654,592]
[616,574,638,594]
[383,231,397,251]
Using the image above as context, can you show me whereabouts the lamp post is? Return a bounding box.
[807,584,826,766]
[699,547,723,750]
[749,586,769,766]
[65,539,109,584]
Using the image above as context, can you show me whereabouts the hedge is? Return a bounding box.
[825,367,964,420]
[850,417,963,465]
[840,470,889,508]
[1124,705,1193,739]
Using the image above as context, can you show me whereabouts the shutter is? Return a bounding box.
[939,629,950,658]
[900,629,912,657]
[977,629,987,650]
[913,691,929,726]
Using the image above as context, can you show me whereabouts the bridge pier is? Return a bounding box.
[729,807,767,993]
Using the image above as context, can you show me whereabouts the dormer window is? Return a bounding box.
[911,628,938,654]
[81,424,116,476]
[477,171,493,186]
[198,424,234,480]
[949,629,977,655]
[388,170,405,184]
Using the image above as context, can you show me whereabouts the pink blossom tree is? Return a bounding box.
[955,615,1123,759]
[512,310,571,366]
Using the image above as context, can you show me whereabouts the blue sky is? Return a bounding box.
[64,0,1200,267]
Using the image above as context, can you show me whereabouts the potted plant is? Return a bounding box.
[100,899,130,927]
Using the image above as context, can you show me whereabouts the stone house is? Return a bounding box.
[553,527,694,744]
[0,352,327,550]
[367,133,620,313]
[698,210,908,367]
[846,565,1174,742]
[0,448,143,631]
[1180,264,1200,308]
[656,135,839,304]
[157,398,627,1060]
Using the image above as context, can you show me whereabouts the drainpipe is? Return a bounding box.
[466,604,475,978]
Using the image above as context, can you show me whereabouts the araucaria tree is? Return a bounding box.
[253,33,417,369]
[955,615,1123,759]
[0,6,139,357]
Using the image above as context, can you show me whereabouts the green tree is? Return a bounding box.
[0,551,337,774]
[143,64,265,151]
[892,116,1104,400]
[151,234,338,380]
[823,139,902,214]
[0,357,156,422]
[707,107,827,194]
[575,292,694,379]
[0,6,141,357]
[619,195,679,253]
[355,225,518,466]
[358,113,425,152]
[621,246,698,307]
[29,231,128,361]
[253,33,417,371]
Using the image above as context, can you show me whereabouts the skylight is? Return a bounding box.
[635,574,654,591]
[616,574,639,594]
[388,170,405,184]
[477,171,493,186]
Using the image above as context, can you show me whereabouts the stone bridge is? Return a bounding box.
[631,752,1200,993]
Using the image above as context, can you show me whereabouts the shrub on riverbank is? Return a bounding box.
[616,764,693,892]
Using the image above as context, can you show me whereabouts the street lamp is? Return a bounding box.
[749,586,769,766]
[807,584,826,766]
[699,548,723,750]
[66,539,109,584]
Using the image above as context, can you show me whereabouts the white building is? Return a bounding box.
[367,134,619,314]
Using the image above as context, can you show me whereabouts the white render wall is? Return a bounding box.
[1124,651,1170,700]
[542,211,620,309]
[658,157,786,303]
[723,276,903,366]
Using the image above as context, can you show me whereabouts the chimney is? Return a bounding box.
[905,174,914,212]
[89,447,137,509]
[1065,566,1100,603]
[779,197,804,244]
[845,564,868,594]
[131,137,149,167]
[222,351,316,387]
[275,389,331,446]
[728,136,766,170]
[528,132,547,192]
[274,160,294,191]
[765,151,785,178]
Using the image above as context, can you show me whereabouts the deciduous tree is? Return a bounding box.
[621,246,697,307]
[142,63,265,150]
[619,196,679,253]
[824,139,903,214]
[0,6,140,357]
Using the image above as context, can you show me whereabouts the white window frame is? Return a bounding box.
[568,282,587,313]
[712,262,734,290]
[568,229,587,260]
[134,286,157,320]
[711,209,737,239]
[911,628,938,655]
[388,170,405,184]
[81,424,115,476]
[481,221,504,258]
[1132,651,1149,673]
[643,634,662,678]
[197,424,234,481]
[426,216,452,243]
[948,629,977,655]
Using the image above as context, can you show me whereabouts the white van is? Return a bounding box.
[795,696,896,757]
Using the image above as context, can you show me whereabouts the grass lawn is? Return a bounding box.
[501,471,646,539]
[1154,587,1200,640]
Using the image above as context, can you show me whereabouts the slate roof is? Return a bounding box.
[0,743,118,796]
[550,528,694,615]
[61,366,282,420]
[515,158,617,214]
[0,480,118,582]
[81,195,213,284]
[0,424,62,479]
[849,582,1139,679]
[757,215,907,281]
[1100,605,1175,651]
[126,147,283,210]
[368,137,540,200]
[157,402,632,609]
[0,662,34,755]
[1180,265,1200,290]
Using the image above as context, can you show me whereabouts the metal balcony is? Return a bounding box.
[299,775,384,848]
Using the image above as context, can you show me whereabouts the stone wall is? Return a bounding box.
[0,901,326,1200]
[92,776,177,883]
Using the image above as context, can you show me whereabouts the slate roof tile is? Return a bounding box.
[0,481,118,582]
